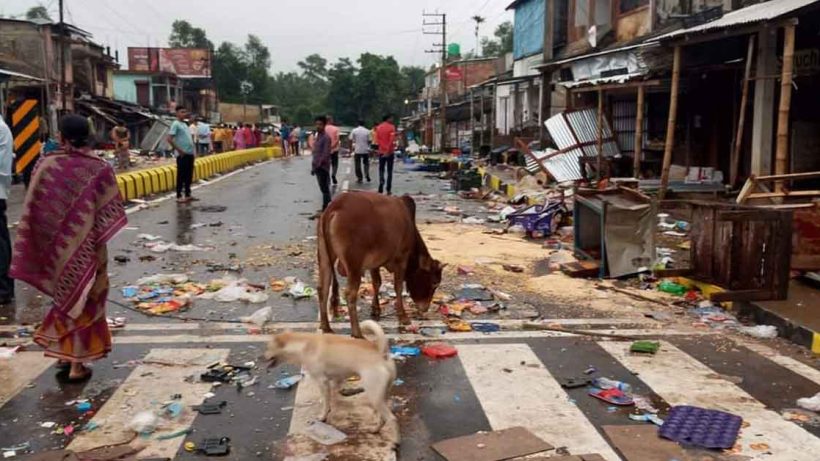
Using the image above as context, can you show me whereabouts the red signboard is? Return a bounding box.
[444,66,464,81]
[128,47,211,77]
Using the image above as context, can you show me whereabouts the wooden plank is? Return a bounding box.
[756,171,820,181]
[561,260,601,278]
[774,23,796,192]
[772,212,794,299]
[602,425,685,461]
[736,176,757,204]
[634,85,645,178]
[747,190,820,200]
[730,35,755,188]
[716,209,785,222]
[659,46,681,201]
[431,426,553,461]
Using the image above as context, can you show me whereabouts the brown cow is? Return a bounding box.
[316,191,444,338]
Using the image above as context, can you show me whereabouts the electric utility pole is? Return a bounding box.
[423,11,447,153]
[59,0,67,111]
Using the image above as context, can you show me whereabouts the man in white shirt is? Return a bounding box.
[0,114,15,304]
[350,120,371,183]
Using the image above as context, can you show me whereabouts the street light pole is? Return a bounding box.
[59,0,67,111]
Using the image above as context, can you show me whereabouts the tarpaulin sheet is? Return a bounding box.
[602,195,655,278]
[513,0,545,60]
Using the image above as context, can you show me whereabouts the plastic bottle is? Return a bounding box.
[592,377,632,393]
[658,280,688,296]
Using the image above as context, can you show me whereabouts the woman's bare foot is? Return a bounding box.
[68,363,92,381]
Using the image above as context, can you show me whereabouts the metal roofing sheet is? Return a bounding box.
[655,0,819,41]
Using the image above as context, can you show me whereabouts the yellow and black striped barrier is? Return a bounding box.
[10,99,42,175]
[115,147,278,201]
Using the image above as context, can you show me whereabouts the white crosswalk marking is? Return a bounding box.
[599,341,820,461]
[737,339,820,386]
[68,348,229,458]
[0,352,54,409]
[457,343,622,461]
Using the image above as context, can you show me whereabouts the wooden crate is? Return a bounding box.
[686,201,793,302]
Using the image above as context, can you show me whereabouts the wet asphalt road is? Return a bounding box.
[1,155,819,461]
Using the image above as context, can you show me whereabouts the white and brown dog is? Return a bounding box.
[264,320,398,437]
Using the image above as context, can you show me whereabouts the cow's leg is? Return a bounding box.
[392,269,411,326]
[318,259,334,334]
[330,269,341,319]
[346,268,364,338]
[370,268,382,321]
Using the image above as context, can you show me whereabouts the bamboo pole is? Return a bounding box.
[596,88,604,180]
[634,85,645,178]
[775,23,796,192]
[731,35,756,188]
[659,46,682,200]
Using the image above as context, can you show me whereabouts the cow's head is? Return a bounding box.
[406,256,445,313]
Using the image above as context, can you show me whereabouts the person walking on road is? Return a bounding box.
[195,118,212,155]
[167,106,196,202]
[350,120,371,183]
[375,114,396,195]
[110,120,130,171]
[311,116,333,211]
[281,121,291,157]
[0,114,15,305]
[11,114,127,381]
[290,125,301,156]
[325,115,340,185]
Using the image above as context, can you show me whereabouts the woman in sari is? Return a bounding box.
[11,114,127,381]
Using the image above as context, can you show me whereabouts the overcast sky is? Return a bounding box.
[9,0,512,72]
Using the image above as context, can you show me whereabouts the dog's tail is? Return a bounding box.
[360,320,389,356]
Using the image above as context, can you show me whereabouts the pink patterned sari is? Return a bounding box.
[11,146,127,361]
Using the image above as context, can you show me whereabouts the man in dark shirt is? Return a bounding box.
[311,115,333,211]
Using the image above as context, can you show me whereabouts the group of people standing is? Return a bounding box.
[311,114,396,211]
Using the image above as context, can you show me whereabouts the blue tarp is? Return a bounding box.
[513,0,545,60]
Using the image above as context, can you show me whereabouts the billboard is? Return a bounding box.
[128,47,211,77]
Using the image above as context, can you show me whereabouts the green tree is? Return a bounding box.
[481,21,513,57]
[297,54,329,84]
[212,42,246,102]
[168,20,213,50]
[25,5,51,21]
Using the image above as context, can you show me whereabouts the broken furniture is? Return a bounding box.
[736,171,820,271]
[572,187,656,278]
[662,200,793,302]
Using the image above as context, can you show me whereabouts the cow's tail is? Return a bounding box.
[360,320,389,357]
[317,210,336,320]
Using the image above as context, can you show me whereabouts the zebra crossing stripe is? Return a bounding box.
[736,339,820,386]
[0,352,54,409]
[457,344,622,461]
[599,341,820,461]
[67,348,229,458]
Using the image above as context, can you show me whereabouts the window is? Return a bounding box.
[619,0,649,15]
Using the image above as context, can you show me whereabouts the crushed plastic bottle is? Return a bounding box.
[592,377,632,393]
[658,280,688,296]
[304,421,347,445]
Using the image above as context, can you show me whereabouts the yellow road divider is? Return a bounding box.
[115,147,273,201]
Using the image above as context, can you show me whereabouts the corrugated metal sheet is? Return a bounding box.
[655,0,819,41]
[541,108,621,181]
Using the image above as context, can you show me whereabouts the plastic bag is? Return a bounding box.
[797,393,820,412]
[739,325,778,339]
[288,281,315,299]
[128,411,158,434]
[240,306,273,326]
[136,274,189,285]
[304,421,347,445]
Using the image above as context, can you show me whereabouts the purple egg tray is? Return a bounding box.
[658,405,743,449]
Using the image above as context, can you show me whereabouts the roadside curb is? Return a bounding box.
[737,301,820,354]
[115,146,282,201]
[477,167,539,205]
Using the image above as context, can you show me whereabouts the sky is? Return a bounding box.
[8,0,513,72]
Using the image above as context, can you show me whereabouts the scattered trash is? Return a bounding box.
[285,279,316,299]
[0,346,19,360]
[164,401,184,418]
[81,421,101,432]
[156,428,192,440]
[629,413,664,425]
[273,374,303,390]
[470,322,500,333]
[419,327,446,337]
[560,377,592,389]
[739,325,778,339]
[114,255,130,264]
[197,437,231,456]
[630,341,660,354]
[192,401,227,415]
[447,319,472,332]
[421,342,458,359]
[455,284,494,301]
[40,422,57,429]
[106,317,126,329]
[304,421,347,445]
[632,395,659,414]
[584,367,596,375]
[198,278,269,303]
[592,377,632,393]
[1,442,31,458]
[589,387,634,406]
[782,408,820,425]
[502,264,524,273]
[432,426,552,461]
[797,392,820,412]
[135,274,189,285]
[390,346,421,357]
[393,378,404,386]
[456,265,474,275]
[128,411,158,435]
[657,280,687,296]
[76,402,92,413]
[239,306,274,326]
[461,216,486,225]
[340,387,364,397]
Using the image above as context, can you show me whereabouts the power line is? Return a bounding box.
[423,11,447,154]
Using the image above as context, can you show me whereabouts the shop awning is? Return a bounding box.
[652,0,820,42]
[0,68,44,82]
